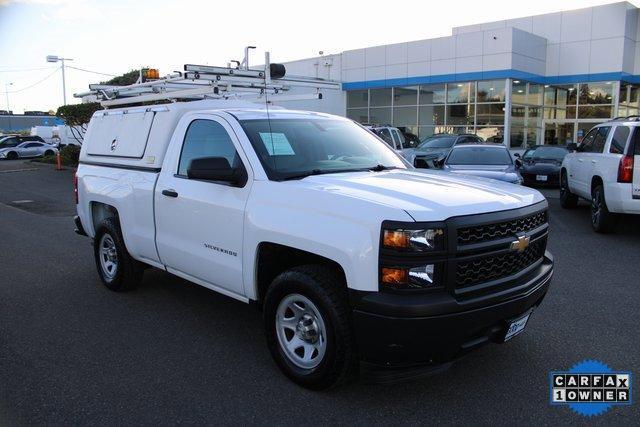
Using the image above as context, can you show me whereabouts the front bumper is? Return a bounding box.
[351,252,553,367]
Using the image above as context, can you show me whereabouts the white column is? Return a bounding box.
[504,78,512,148]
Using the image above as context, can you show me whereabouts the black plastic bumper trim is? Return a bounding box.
[74,215,87,237]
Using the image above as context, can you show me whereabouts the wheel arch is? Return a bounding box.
[591,175,604,193]
[254,242,347,304]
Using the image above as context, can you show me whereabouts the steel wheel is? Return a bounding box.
[275,294,327,370]
[591,188,602,225]
[99,233,118,280]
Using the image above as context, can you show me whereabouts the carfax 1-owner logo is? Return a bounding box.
[550,360,633,416]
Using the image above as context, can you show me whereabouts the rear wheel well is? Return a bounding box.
[90,202,119,234]
[255,242,347,303]
[591,175,603,193]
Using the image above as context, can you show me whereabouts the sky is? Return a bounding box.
[0,0,638,113]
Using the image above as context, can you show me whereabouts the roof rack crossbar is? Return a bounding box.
[75,50,340,108]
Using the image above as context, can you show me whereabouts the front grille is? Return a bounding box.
[457,210,547,246]
[456,236,546,288]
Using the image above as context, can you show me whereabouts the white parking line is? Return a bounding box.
[12,200,35,204]
[0,168,38,173]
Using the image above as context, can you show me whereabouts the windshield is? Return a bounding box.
[447,146,512,165]
[523,146,569,160]
[417,136,456,149]
[240,118,407,180]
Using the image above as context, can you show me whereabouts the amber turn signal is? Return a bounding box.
[383,230,409,248]
[381,267,408,285]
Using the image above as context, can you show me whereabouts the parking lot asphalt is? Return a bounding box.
[1,160,638,425]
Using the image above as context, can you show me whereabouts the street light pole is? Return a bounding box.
[4,82,12,112]
[46,55,73,105]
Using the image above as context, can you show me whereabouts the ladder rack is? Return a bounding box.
[74,51,341,108]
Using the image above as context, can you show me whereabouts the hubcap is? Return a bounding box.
[99,234,118,279]
[275,294,327,369]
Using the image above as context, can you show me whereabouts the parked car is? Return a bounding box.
[442,144,523,185]
[0,135,47,149]
[0,141,57,159]
[76,100,553,389]
[561,118,640,232]
[403,133,484,168]
[517,145,570,187]
[364,125,407,156]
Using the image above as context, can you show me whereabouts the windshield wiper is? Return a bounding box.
[368,164,398,172]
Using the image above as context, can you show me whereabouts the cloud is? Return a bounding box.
[0,0,83,7]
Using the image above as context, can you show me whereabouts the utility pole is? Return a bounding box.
[4,82,12,112]
[46,55,73,105]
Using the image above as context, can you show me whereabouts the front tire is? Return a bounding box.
[93,217,143,291]
[590,185,616,233]
[44,150,54,156]
[559,171,578,209]
[264,265,356,390]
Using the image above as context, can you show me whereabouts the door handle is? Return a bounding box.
[591,160,597,164]
[578,159,584,162]
[162,189,178,198]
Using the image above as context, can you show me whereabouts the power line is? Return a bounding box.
[66,65,116,77]
[6,67,61,93]
[0,66,59,73]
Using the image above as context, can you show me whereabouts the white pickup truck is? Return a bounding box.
[75,100,553,389]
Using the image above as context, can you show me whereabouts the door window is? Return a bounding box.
[609,126,630,154]
[376,129,393,147]
[177,119,241,177]
[391,129,402,149]
[581,127,609,153]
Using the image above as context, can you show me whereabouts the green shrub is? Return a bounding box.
[33,144,81,167]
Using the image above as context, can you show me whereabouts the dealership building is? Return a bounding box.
[280,1,640,148]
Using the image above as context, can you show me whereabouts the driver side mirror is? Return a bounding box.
[515,158,523,168]
[513,152,521,158]
[566,142,578,152]
[187,156,247,186]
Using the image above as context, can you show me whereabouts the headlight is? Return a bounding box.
[383,228,444,251]
[381,264,441,290]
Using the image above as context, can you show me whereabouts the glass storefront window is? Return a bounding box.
[418,105,445,126]
[447,82,474,104]
[347,90,368,108]
[511,106,526,126]
[578,105,613,119]
[579,82,614,105]
[446,104,474,125]
[393,87,418,106]
[527,84,543,105]
[510,126,525,148]
[527,128,542,147]
[477,80,505,102]
[418,126,448,139]
[346,108,368,123]
[476,126,504,143]
[512,80,527,104]
[370,88,392,107]
[369,107,391,124]
[419,84,446,104]
[476,103,505,125]
[393,106,417,126]
[527,107,541,127]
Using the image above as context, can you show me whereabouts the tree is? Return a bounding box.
[55,102,101,144]
[101,68,148,86]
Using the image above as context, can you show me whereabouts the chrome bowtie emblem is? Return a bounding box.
[110,139,117,151]
[510,235,530,253]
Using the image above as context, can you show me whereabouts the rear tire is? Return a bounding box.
[264,265,356,390]
[93,217,144,291]
[6,151,18,160]
[590,185,616,233]
[559,171,578,209]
